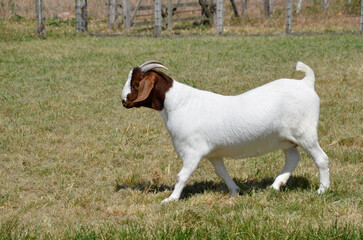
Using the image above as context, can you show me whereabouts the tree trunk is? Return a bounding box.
[322,0,329,12]
[199,0,211,18]
[296,0,303,13]
[347,0,352,12]
[75,0,88,33]
[34,0,46,38]
[108,0,116,29]
[217,0,223,35]
[286,0,293,34]
[210,0,217,28]
[123,0,130,31]
[264,0,273,17]
[167,0,173,30]
[115,0,123,29]
[230,0,240,17]
[241,0,248,15]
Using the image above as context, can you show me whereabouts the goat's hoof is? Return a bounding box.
[161,197,178,204]
[270,180,284,191]
[230,188,240,197]
[317,185,329,194]
[269,184,281,191]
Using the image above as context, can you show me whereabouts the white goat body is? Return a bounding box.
[121,61,330,203]
[162,78,317,159]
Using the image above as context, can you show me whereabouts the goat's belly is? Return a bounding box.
[205,138,293,159]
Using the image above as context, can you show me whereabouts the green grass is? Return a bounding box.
[0,26,362,239]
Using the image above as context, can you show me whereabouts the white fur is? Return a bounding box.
[123,62,330,203]
[121,69,133,101]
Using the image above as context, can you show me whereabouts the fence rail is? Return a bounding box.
[123,0,207,34]
[131,1,200,11]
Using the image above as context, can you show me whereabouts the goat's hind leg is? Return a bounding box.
[302,142,330,193]
[209,158,240,197]
[271,147,301,191]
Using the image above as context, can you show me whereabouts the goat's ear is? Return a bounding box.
[133,74,156,103]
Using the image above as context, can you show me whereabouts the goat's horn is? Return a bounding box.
[139,60,166,68]
[139,60,169,73]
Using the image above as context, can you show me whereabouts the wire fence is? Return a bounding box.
[1,0,362,35]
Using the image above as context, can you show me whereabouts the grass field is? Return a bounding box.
[0,26,362,239]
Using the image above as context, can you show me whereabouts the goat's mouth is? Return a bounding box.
[122,100,137,109]
[122,99,131,108]
[123,103,132,108]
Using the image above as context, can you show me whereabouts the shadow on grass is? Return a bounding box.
[115,176,310,199]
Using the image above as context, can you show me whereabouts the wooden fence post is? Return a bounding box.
[154,0,162,37]
[296,0,303,14]
[322,0,329,12]
[75,0,88,33]
[108,0,116,29]
[116,0,123,29]
[123,0,130,31]
[34,0,46,38]
[167,0,173,30]
[285,0,293,34]
[360,0,363,33]
[241,0,248,15]
[216,0,223,35]
[264,0,273,17]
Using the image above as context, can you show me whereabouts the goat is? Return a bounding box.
[121,61,330,203]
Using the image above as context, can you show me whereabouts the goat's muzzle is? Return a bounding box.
[122,99,131,108]
[122,99,136,108]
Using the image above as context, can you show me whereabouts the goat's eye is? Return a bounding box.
[134,83,139,89]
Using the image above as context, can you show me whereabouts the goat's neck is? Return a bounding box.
[160,80,198,121]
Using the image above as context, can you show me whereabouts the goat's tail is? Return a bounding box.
[296,61,315,89]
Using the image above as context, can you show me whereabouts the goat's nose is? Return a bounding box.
[122,99,126,105]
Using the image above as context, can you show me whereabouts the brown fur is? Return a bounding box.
[124,68,173,111]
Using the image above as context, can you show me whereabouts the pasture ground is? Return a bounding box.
[0,23,362,239]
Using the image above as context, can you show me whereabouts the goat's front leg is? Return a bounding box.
[161,155,201,204]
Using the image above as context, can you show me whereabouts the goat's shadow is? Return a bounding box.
[115,176,311,199]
